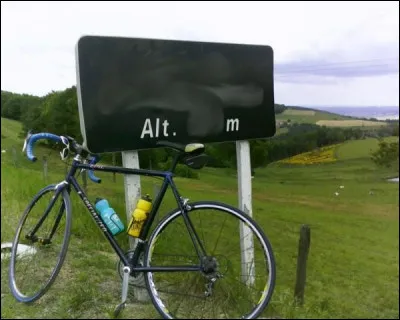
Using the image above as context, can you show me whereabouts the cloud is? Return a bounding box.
[275,40,399,81]
[275,74,399,106]
[274,75,340,85]
[1,1,399,106]
[275,57,399,80]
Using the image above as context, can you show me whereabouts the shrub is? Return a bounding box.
[158,160,199,179]
[279,144,338,165]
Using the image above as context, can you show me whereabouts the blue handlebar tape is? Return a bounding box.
[26,133,61,162]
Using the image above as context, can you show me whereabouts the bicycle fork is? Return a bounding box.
[26,187,66,245]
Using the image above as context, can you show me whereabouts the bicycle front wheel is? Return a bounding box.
[144,201,276,319]
[8,184,72,303]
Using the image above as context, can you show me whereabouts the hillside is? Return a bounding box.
[276,106,390,128]
[1,117,398,319]
[276,107,351,123]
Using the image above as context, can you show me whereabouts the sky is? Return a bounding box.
[1,1,399,107]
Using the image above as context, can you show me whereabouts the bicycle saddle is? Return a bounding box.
[156,141,205,155]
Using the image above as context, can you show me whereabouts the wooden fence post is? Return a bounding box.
[12,146,18,167]
[43,156,48,182]
[294,224,311,305]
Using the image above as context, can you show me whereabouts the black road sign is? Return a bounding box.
[75,35,275,153]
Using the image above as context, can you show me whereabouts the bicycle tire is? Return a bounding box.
[144,201,276,319]
[8,184,72,303]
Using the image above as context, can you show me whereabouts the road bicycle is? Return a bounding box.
[8,131,276,319]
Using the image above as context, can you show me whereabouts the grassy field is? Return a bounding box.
[316,120,388,127]
[336,137,399,160]
[276,107,388,128]
[276,108,351,124]
[282,109,316,116]
[1,117,399,319]
[278,137,398,165]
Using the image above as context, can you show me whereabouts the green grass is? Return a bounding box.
[1,117,399,319]
[336,137,399,161]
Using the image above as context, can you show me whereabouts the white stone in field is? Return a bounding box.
[1,242,37,260]
[334,192,339,196]
[340,185,344,189]
[1,150,6,153]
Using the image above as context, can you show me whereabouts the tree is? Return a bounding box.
[250,140,268,168]
[274,104,287,114]
[2,96,23,120]
[371,139,399,170]
[1,91,42,122]
[392,123,399,137]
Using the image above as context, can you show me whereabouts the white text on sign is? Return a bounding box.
[140,117,240,139]
[226,118,239,132]
[140,118,175,138]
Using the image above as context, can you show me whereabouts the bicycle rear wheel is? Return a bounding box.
[8,184,72,303]
[144,201,276,319]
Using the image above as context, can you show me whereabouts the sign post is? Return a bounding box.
[121,150,150,301]
[121,151,141,251]
[75,34,275,302]
[236,140,255,286]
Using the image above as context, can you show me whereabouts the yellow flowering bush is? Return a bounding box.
[279,144,338,165]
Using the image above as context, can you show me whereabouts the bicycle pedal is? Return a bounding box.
[38,238,51,245]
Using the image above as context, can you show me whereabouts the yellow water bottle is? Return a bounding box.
[127,194,152,237]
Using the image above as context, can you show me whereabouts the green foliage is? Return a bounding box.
[2,96,23,120]
[37,87,82,141]
[158,159,199,179]
[206,142,237,168]
[138,148,168,169]
[1,91,42,122]
[2,88,399,173]
[274,104,287,114]
[392,123,399,137]
[371,139,399,170]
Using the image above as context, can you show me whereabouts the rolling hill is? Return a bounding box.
[276,106,390,128]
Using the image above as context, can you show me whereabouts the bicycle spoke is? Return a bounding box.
[210,214,229,256]
[145,202,275,319]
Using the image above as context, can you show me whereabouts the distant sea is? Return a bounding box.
[300,106,399,120]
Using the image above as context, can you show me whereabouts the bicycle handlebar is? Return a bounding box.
[23,132,102,184]
[24,133,61,162]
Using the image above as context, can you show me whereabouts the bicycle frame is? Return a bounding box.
[50,154,206,274]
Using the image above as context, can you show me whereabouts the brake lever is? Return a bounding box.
[22,130,34,153]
